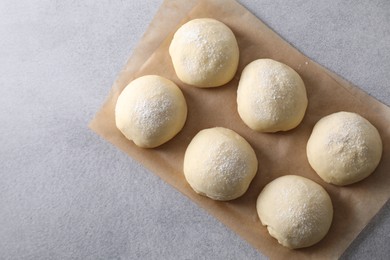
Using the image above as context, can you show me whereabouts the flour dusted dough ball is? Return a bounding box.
[237,59,308,132]
[183,127,258,201]
[115,75,187,148]
[257,175,333,249]
[307,112,383,186]
[169,18,239,88]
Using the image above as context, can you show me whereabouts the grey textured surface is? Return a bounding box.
[1,0,389,259]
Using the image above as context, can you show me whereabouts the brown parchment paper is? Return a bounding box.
[89,0,390,259]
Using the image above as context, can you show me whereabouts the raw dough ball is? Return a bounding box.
[256,175,333,249]
[237,59,308,132]
[169,18,239,88]
[183,127,258,201]
[115,75,187,148]
[307,111,383,186]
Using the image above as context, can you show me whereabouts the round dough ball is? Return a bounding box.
[256,175,333,249]
[169,18,239,88]
[237,59,308,132]
[183,127,258,201]
[115,75,187,148]
[307,111,383,186]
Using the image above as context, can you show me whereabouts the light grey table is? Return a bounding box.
[1,0,389,259]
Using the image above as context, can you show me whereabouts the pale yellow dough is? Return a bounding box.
[256,175,333,249]
[169,18,239,88]
[115,75,187,148]
[183,127,258,201]
[237,59,308,132]
[307,111,383,186]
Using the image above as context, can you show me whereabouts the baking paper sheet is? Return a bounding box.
[89,0,390,258]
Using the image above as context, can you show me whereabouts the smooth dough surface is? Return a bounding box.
[169,18,239,88]
[237,59,308,132]
[115,75,187,148]
[307,111,383,186]
[256,175,333,249]
[183,127,258,201]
